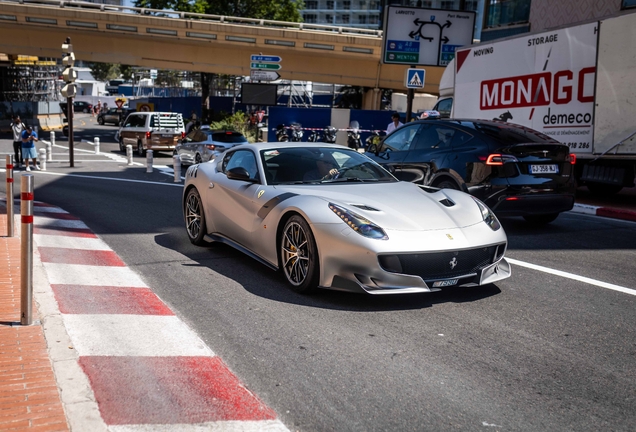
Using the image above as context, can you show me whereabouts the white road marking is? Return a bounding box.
[63,315,215,357]
[42,262,147,287]
[109,420,290,432]
[507,258,636,296]
[34,234,111,250]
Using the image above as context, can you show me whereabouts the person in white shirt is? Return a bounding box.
[10,115,25,168]
[386,113,403,135]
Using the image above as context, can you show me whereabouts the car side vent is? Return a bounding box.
[439,198,455,207]
[351,204,379,211]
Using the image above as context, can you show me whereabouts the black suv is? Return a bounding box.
[365,119,576,224]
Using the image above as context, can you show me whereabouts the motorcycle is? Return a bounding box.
[290,123,303,142]
[365,130,381,151]
[276,124,289,142]
[323,125,337,143]
[347,121,362,150]
[307,129,321,142]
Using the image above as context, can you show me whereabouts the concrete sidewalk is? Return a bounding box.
[0,216,69,432]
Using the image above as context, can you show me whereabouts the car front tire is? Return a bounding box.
[137,141,146,157]
[280,215,319,294]
[184,188,207,246]
[98,117,104,125]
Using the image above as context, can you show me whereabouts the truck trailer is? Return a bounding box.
[434,11,636,194]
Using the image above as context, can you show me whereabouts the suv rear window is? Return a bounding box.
[471,122,559,145]
[211,132,248,143]
[151,113,184,129]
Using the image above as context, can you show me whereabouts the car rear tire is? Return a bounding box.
[195,154,202,164]
[185,188,207,246]
[523,213,559,225]
[137,141,146,157]
[434,179,460,190]
[280,215,319,294]
[98,117,104,125]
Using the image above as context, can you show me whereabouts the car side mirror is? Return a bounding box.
[227,167,258,183]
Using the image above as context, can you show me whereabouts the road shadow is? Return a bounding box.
[153,230,502,312]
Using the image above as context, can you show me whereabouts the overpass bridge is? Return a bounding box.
[0,0,444,106]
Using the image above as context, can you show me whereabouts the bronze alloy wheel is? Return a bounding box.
[280,215,318,293]
[185,188,206,245]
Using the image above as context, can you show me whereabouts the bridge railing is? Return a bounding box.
[3,0,383,38]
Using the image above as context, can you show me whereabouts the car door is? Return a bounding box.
[369,123,422,180]
[121,114,144,147]
[206,149,263,249]
[402,123,464,184]
[179,129,199,164]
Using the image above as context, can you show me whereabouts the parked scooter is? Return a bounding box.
[307,129,321,142]
[323,126,337,143]
[276,124,289,142]
[290,123,303,142]
[347,121,362,150]
[365,130,381,150]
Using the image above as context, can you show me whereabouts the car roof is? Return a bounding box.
[230,142,355,152]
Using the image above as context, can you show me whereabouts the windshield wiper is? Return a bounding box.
[279,180,321,185]
[322,177,379,183]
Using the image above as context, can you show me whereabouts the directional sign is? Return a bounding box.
[251,55,282,63]
[251,62,282,70]
[251,70,281,81]
[405,68,425,88]
[382,6,476,67]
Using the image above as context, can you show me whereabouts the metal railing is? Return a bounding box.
[2,0,383,37]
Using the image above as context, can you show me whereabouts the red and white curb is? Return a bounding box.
[572,203,636,222]
[26,202,289,431]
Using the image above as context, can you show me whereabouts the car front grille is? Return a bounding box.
[379,243,506,281]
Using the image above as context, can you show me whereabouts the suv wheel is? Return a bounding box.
[119,139,125,153]
[137,141,146,157]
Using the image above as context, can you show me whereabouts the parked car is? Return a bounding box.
[365,119,577,225]
[182,143,510,294]
[175,129,248,165]
[59,101,93,115]
[117,112,185,156]
[98,108,135,126]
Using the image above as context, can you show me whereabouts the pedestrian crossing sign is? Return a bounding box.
[405,68,425,89]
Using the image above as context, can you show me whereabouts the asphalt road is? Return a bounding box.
[2,119,636,431]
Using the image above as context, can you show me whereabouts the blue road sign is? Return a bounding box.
[405,69,425,89]
[251,55,282,62]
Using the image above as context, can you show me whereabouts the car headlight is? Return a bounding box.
[472,197,501,231]
[329,203,388,240]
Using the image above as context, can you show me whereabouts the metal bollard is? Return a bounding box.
[94,137,100,155]
[146,149,153,173]
[126,145,133,166]
[173,154,181,182]
[20,174,34,326]
[48,131,54,161]
[38,149,47,171]
[5,155,14,237]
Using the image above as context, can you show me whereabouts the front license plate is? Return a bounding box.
[530,164,558,174]
[432,279,459,288]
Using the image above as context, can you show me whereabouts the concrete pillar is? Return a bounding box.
[361,88,382,111]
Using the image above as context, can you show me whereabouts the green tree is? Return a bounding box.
[89,62,118,81]
[118,65,135,81]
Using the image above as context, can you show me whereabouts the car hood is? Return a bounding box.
[274,182,485,231]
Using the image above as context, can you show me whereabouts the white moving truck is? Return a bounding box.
[434,12,636,194]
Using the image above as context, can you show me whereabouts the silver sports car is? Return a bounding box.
[183,143,511,295]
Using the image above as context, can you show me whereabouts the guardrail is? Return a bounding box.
[1,0,383,38]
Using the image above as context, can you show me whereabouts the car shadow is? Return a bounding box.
[154,230,502,312]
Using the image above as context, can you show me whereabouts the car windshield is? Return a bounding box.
[261,146,396,185]
[211,132,248,143]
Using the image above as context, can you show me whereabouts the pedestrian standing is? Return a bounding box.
[10,115,25,168]
[94,100,102,117]
[21,125,40,172]
[386,113,403,135]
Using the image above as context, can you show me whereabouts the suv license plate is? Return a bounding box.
[530,164,558,174]
[162,134,174,138]
[432,279,459,288]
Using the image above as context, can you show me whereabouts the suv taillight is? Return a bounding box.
[145,131,151,139]
[181,131,186,139]
[566,153,576,165]
[485,154,519,166]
